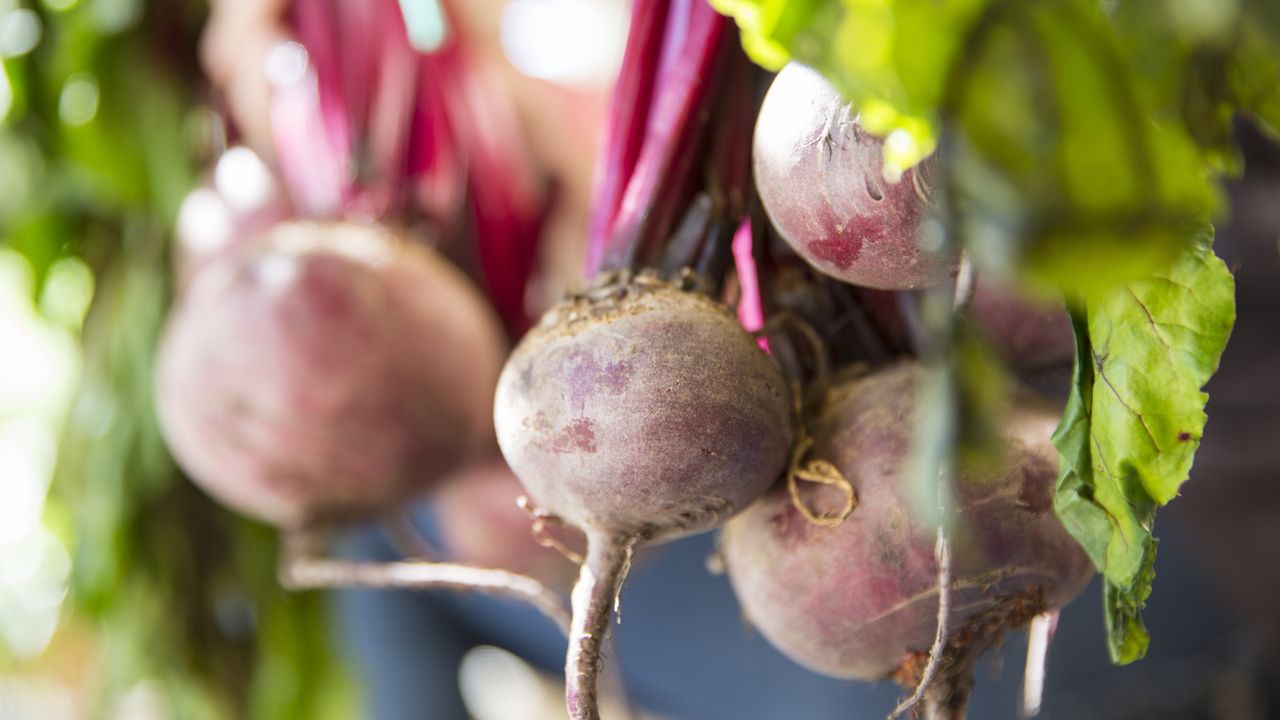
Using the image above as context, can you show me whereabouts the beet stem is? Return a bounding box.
[598,6,728,272]
[890,524,954,720]
[278,528,571,634]
[827,281,893,364]
[566,533,641,720]
[587,0,670,271]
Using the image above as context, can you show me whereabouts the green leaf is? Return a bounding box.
[1052,231,1235,663]
[1104,542,1155,664]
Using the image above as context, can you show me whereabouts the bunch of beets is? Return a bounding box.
[157,2,1094,719]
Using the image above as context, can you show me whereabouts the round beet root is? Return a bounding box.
[721,362,1092,690]
[754,63,957,290]
[494,272,793,719]
[496,274,792,539]
[156,221,505,527]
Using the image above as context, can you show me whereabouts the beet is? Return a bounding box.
[155,221,505,527]
[721,362,1092,713]
[494,272,793,719]
[753,63,957,290]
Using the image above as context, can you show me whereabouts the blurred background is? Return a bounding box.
[0,1,623,716]
[1,1,1278,719]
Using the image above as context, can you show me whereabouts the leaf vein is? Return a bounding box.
[1125,287,1178,368]
[1095,356,1161,452]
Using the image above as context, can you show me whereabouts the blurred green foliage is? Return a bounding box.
[2,1,355,717]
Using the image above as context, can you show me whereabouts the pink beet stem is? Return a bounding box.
[732,220,768,345]
[430,0,547,337]
[335,0,380,148]
[290,0,354,202]
[276,0,546,337]
[350,0,420,218]
[270,67,346,217]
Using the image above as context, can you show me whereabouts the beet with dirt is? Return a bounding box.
[494,272,793,719]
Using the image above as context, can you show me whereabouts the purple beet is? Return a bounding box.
[753,63,957,289]
[494,272,793,719]
[721,362,1092,716]
[156,221,505,528]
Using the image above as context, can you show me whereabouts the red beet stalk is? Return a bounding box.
[271,0,547,337]
[588,0,733,274]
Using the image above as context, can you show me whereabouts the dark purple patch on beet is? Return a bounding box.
[806,232,862,271]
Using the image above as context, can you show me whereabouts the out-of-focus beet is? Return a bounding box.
[156,221,505,527]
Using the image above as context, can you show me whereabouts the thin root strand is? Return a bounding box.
[889,524,953,719]
[787,435,857,527]
[279,528,571,635]
[520,495,586,565]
